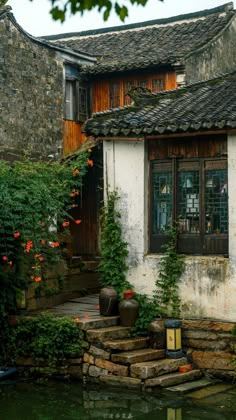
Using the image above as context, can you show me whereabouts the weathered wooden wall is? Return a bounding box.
[92,71,176,112]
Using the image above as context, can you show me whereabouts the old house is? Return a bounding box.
[2,2,236,317]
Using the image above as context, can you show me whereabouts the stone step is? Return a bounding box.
[130,357,188,380]
[104,336,150,351]
[100,374,142,390]
[145,369,203,388]
[86,326,131,343]
[111,349,165,364]
[77,316,120,331]
[164,378,216,394]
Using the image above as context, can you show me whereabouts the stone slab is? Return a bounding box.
[183,338,230,351]
[100,374,141,389]
[145,369,202,388]
[182,320,235,332]
[164,378,215,393]
[89,345,110,360]
[130,357,187,380]
[186,383,236,399]
[104,337,150,351]
[111,349,165,364]
[95,359,128,376]
[78,317,119,331]
[192,351,233,370]
[86,326,130,342]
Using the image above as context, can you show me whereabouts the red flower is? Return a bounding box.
[49,241,60,248]
[30,275,35,280]
[73,169,80,176]
[2,256,8,261]
[41,222,45,227]
[35,277,42,282]
[87,159,93,167]
[74,317,80,323]
[41,240,46,245]
[75,220,82,224]
[84,314,89,319]
[34,254,40,258]
[95,305,100,310]
[39,257,44,262]
[70,193,75,197]
[8,261,13,266]
[13,232,20,238]
[62,221,70,227]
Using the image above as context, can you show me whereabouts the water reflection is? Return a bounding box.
[0,381,236,419]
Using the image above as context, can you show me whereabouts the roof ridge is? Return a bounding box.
[42,2,234,40]
[3,11,96,63]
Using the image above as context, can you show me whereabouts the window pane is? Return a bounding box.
[152,79,164,92]
[205,169,228,234]
[77,86,88,122]
[138,80,148,88]
[109,82,120,108]
[177,171,200,234]
[65,80,75,120]
[152,172,172,233]
[124,81,136,105]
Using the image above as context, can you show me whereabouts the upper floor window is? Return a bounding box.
[109,75,165,108]
[64,65,89,122]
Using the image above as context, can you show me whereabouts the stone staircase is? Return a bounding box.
[78,315,206,391]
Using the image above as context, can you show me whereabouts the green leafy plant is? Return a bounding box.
[8,313,83,367]
[0,142,93,320]
[98,191,131,295]
[154,224,185,318]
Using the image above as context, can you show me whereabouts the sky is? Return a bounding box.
[7,0,236,37]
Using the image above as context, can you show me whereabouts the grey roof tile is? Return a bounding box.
[42,3,235,74]
[83,71,236,136]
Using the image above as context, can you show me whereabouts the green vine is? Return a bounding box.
[98,191,131,295]
[154,224,185,318]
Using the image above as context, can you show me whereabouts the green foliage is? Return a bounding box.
[98,191,131,295]
[154,225,185,318]
[39,0,163,23]
[8,313,83,367]
[131,293,159,336]
[0,143,93,319]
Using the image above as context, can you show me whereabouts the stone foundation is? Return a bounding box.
[14,318,236,388]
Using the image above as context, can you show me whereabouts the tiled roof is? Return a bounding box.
[83,70,236,136]
[43,3,235,74]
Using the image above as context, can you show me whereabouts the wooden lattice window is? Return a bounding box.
[150,158,228,255]
[109,82,120,108]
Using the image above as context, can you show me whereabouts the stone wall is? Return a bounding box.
[15,318,236,386]
[0,12,64,158]
[185,15,236,84]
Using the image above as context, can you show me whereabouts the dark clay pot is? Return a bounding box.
[99,286,118,316]
[119,290,139,327]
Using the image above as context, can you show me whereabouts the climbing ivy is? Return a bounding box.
[98,191,132,295]
[154,224,185,318]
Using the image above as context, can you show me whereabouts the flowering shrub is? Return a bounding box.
[0,143,94,318]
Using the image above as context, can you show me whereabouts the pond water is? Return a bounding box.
[1,380,236,420]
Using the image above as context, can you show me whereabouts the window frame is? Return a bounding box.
[150,157,228,255]
[64,74,90,122]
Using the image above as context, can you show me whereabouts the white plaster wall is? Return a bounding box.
[103,135,236,321]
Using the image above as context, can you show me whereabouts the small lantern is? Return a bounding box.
[165,319,184,358]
